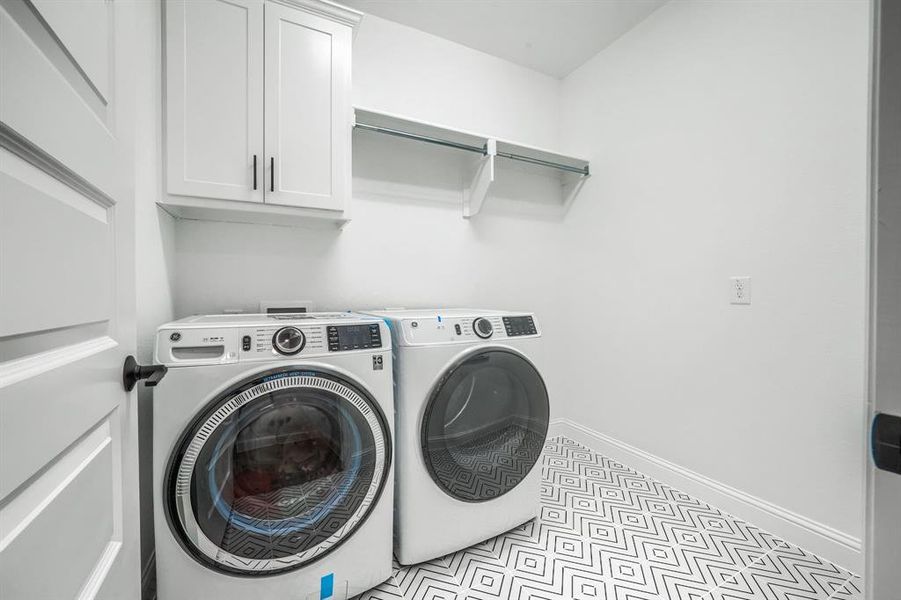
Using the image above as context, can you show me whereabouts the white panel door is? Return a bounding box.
[166,0,264,202]
[264,1,350,211]
[868,1,901,598]
[0,0,140,598]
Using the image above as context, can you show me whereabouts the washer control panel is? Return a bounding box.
[155,317,389,365]
[273,326,306,355]
[327,323,382,352]
[245,325,324,356]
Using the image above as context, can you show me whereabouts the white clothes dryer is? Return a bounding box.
[363,309,549,565]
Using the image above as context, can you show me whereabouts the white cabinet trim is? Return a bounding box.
[269,0,362,29]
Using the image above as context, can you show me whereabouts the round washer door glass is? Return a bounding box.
[422,348,549,502]
[166,369,391,576]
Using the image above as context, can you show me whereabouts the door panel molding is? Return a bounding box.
[0,336,117,389]
[0,0,112,118]
[0,123,115,211]
[0,322,108,365]
[0,417,119,599]
[1,162,114,337]
[0,344,121,499]
[0,419,112,549]
[30,0,114,107]
[0,3,121,198]
[79,540,123,600]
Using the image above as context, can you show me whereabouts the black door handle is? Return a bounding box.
[872,412,901,475]
[123,355,168,392]
[252,154,258,190]
[270,156,274,192]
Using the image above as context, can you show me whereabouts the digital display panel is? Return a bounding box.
[502,316,537,337]
[328,324,382,351]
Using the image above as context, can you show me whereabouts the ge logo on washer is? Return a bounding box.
[372,355,383,371]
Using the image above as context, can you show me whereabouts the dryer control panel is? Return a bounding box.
[502,315,537,337]
[398,313,540,346]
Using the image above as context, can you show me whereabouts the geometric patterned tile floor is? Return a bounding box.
[357,436,863,600]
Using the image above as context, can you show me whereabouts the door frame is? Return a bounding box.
[864,0,901,597]
[863,3,878,597]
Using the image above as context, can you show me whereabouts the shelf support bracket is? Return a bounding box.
[463,138,496,218]
[561,172,589,213]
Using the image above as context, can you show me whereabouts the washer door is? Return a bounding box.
[165,368,391,576]
[421,348,549,502]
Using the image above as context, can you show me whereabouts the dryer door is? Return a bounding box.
[165,368,391,576]
[421,348,549,502]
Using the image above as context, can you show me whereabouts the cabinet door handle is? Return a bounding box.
[270,156,275,192]
[252,154,258,190]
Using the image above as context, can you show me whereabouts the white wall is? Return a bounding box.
[559,0,869,570]
[353,15,560,148]
[165,0,870,573]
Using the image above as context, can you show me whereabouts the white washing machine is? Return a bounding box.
[363,309,550,565]
[152,313,394,600]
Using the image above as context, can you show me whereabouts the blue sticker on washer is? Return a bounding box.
[321,573,334,599]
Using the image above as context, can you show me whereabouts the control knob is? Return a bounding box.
[473,317,493,339]
[273,326,305,355]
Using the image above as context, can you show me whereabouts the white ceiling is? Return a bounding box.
[341,0,666,78]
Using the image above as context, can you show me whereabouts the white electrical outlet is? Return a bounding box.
[730,276,751,305]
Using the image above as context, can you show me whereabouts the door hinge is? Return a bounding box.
[872,412,901,475]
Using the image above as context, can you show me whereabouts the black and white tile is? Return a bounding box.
[357,437,862,600]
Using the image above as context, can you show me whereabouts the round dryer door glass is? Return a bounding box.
[165,368,391,576]
[422,348,549,502]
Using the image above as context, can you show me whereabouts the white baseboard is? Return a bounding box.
[549,418,863,574]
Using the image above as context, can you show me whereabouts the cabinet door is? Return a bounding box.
[264,2,351,211]
[166,0,264,202]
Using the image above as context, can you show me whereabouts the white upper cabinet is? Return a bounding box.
[164,0,359,222]
[166,0,264,203]
[265,2,351,210]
